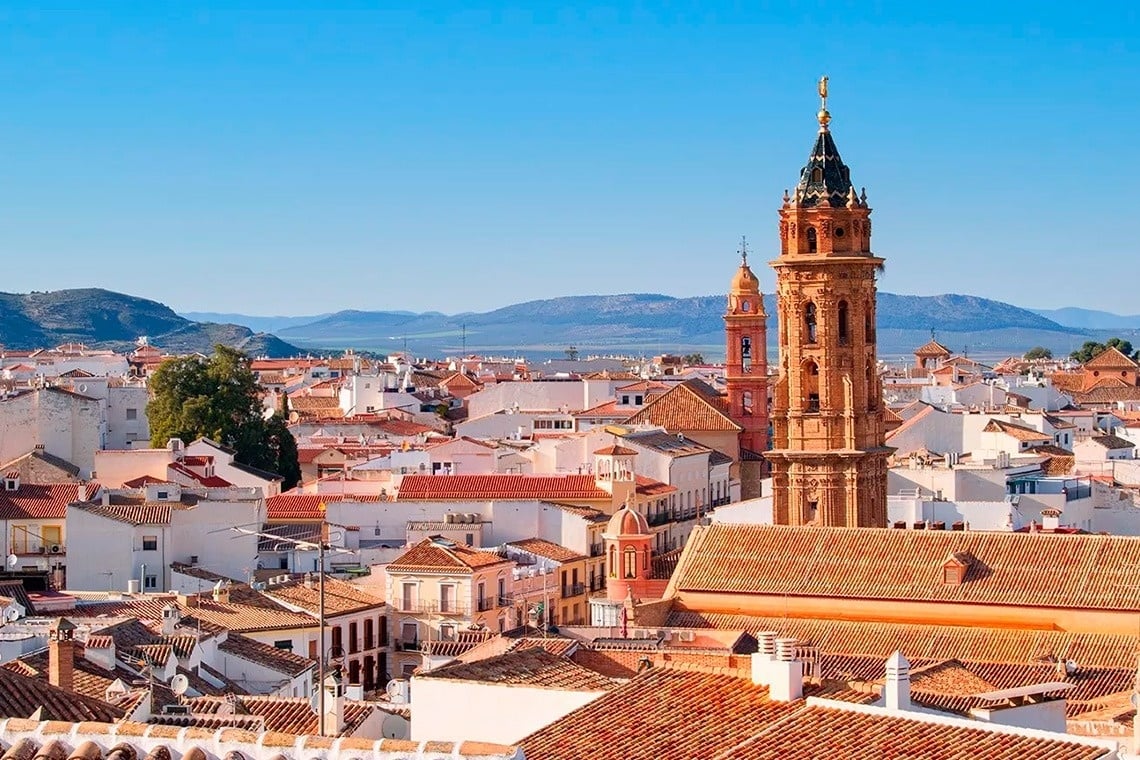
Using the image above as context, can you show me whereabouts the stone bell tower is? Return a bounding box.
[764,77,891,528]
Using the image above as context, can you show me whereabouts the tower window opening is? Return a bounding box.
[741,336,752,372]
[623,547,637,579]
[742,390,754,417]
[810,167,823,183]
[867,363,877,411]
[838,301,849,345]
[608,546,617,577]
[803,360,820,413]
[865,306,875,341]
[806,226,818,254]
[804,302,818,344]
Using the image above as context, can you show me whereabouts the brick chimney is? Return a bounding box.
[48,618,77,692]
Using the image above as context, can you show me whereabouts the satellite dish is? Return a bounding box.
[6,554,16,569]
[169,674,190,696]
[309,692,320,714]
[3,606,20,623]
[381,713,406,740]
[1064,659,1079,675]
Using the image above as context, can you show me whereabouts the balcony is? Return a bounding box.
[589,542,604,558]
[399,600,471,616]
[476,597,496,612]
[561,583,586,599]
[394,639,421,652]
[647,512,671,527]
[11,538,65,556]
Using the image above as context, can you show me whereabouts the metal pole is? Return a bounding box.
[318,538,325,737]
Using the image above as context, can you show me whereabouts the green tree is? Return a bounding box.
[1023,346,1053,360]
[147,345,301,489]
[682,353,705,365]
[1070,338,1138,363]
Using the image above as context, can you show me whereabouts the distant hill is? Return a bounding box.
[179,311,335,334]
[1030,307,1140,330]
[0,289,301,357]
[274,292,1084,360]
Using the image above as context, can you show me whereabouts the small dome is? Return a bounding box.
[607,503,649,536]
[731,261,761,296]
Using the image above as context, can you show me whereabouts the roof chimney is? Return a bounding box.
[751,631,779,687]
[322,671,345,736]
[768,637,803,702]
[48,618,76,692]
[78,481,89,503]
[884,651,911,711]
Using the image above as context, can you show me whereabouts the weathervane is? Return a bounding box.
[739,235,749,265]
[817,75,831,129]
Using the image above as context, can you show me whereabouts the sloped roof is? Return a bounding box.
[266,493,384,520]
[0,482,88,520]
[387,537,511,573]
[0,660,124,722]
[914,339,952,357]
[398,474,610,501]
[981,419,1051,442]
[423,648,615,691]
[624,380,740,433]
[506,538,585,564]
[1086,435,1135,450]
[1083,346,1138,370]
[670,524,1140,611]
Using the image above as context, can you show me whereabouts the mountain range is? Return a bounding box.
[0,289,299,357]
[3,288,1138,362]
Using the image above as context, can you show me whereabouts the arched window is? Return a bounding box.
[741,336,752,372]
[742,390,753,416]
[608,546,617,577]
[803,359,820,413]
[623,547,637,579]
[806,226,818,253]
[810,167,823,183]
[804,302,818,344]
[838,301,849,344]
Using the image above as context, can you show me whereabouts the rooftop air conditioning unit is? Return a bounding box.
[163,704,190,715]
[49,544,62,554]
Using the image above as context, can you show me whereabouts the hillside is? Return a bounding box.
[276,292,1084,359]
[0,289,300,357]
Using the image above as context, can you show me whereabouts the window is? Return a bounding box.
[838,301,849,344]
[804,360,820,413]
[278,556,288,569]
[465,532,474,545]
[142,574,158,589]
[142,536,158,551]
[608,546,617,577]
[623,547,637,579]
[274,640,293,651]
[125,408,137,421]
[806,226,818,253]
[804,303,818,343]
[865,307,875,341]
[807,501,819,523]
[401,582,416,612]
[810,167,823,183]
[742,390,754,417]
[741,336,752,372]
[867,364,877,411]
[439,624,455,641]
[379,615,388,646]
[332,625,343,652]
[634,395,643,405]
[349,622,359,654]
[156,491,168,501]
[621,395,630,405]
[401,663,417,677]
[364,618,374,649]
[440,583,455,613]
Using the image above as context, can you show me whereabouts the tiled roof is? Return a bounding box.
[0,482,88,520]
[1072,386,1140,403]
[0,718,523,760]
[375,419,434,437]
[398,474,610,501]
[662,612,1140,670]
[1083,346,1138,370]
[522,666,807,760]
[670,524,1140,611]
[574,400,625,419]
[180,695,374,736]
[0,660,125,722]
[594,444,638,456]
[913,339,952,357]
[982,419,1051,442]
[635,475,677,498]
[1087,435,1135,450]
[219,633,314,676]
[262,575,385,616]
[71,592,317,634]
[266,493,383,520]
[723,702,1109,760]
[506,538,586,564]
[624,380,740,432]
[624,430,712,457]
[70,500,184,526]
[388,538,511,573]
[423,648,615,691]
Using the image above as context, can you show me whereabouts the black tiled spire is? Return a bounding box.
[794,128,853,208]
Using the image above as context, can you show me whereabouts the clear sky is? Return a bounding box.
[1,3,1137,316]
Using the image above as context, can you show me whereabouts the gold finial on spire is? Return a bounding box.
[817,75,831,129]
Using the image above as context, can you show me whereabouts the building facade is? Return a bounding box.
[765,79,890,528]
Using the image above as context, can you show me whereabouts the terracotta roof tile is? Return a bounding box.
[624,380,741,432]
[266,493,383,521]
[1083,346,1138,370]
[0,659,124,722]
[913,339,952,357]
[262,575,384,616]
[506,538,585,564]
[0,482,92,520]
[982,419,1051,442]
[398,474,610,501]
[671,524,1140,611]
[387,537,511,573]
[218,633,314,677]
[423,648,616,691]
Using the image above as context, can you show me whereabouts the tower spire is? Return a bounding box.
[739,235,749,266]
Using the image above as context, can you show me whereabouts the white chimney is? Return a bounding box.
[161,603,181,635]
[83,637,116,671]
[1041,510,1061,532]
[322,672,345,736]
[78,481,89,502]
[768,637,803,702]
[884,650,911,711]
[751,631,778,687]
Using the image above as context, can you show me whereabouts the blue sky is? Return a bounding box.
[0,3,1136,315]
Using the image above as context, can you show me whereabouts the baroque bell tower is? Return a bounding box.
[724,237,769,458]
[764,78,890,528]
